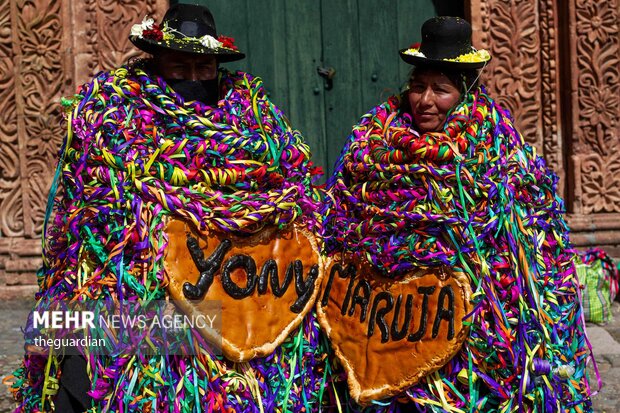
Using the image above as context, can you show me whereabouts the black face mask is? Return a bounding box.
[165,78,219,106]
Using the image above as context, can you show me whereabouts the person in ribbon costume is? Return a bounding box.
[320,16,594,412]
[10,4,328,412]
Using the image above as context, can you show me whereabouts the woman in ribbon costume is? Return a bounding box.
[10,4,329,412]
[320,16,594,412]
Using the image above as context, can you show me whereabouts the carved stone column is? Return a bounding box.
[469,0,563,184]
[565,0,620,255]
[469,0,620,256]
[0,0,167,289]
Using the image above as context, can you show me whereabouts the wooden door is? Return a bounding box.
[180,0,436,176]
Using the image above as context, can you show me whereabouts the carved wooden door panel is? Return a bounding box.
[469,0,620,256]
[0,0,168,288]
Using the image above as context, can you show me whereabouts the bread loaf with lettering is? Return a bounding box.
[165,218,324,362]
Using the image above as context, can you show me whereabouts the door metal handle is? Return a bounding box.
[317,66,336,90]
[317,66,336,80]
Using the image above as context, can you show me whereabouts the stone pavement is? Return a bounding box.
[586,301,620,413]
[0,297,619,412]
[0,294,35,413]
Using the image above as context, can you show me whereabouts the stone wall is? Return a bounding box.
[0,0,167,296]
[469,0,620,256]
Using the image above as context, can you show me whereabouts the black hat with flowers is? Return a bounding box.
[129,4,245,62]
[399,16,490,69]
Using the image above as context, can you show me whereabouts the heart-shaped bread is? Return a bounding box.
[317,257,471,405]
[165,219,323,362]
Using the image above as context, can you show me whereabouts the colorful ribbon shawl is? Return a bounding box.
[10,64,327,412]
[322,90,594,412]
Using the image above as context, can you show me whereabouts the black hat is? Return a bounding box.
[129,4,245,62]
[399,16,490,69]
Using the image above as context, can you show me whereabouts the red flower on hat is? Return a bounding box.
[217,35,238,51]
[410,42,421,49]
[143,24,163,41]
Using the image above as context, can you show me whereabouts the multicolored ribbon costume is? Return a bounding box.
[10,64,328,412]
[322,91,594,412]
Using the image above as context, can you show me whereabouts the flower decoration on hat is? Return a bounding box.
[217,35,238,51]
[131,15,238,51]
[128,5,244,62]
[131,16,160,39]
[199,34,223,49]
[402,45,490,64]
